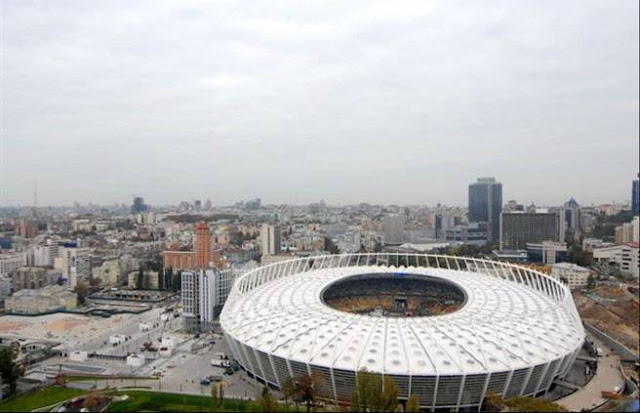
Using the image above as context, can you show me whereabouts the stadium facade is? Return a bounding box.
[220,253,584,410]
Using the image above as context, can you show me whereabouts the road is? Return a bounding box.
[556,334,626,412]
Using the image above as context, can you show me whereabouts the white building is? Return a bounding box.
[621,242,639,278]
[526,241,567,265]
[551,262,591,289]
[260,224,281,255]
[0,252,28,275]
[592,245,624,266]
[181,268,236,332]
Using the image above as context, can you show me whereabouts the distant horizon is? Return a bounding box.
[0,195,635,210]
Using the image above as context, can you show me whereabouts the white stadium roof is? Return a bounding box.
[221,264,584,377]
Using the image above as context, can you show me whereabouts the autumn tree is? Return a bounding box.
[380,376,398,412]
[73,282,89,306]
[293,372,326,412]
[405,393,420,412]
[83,393,101,410]
[255,386,279,412]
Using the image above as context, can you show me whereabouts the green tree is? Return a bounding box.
[0,347,23,396]
[350,389,360,412]
[405,393,420,412]
[282,378,296,409]
[355,369,382,412]
[324,237,340,254]
[136,267,144,289]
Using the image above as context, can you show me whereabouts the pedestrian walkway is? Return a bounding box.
[557,335,626,412]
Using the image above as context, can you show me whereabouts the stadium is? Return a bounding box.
[220,253,585,410]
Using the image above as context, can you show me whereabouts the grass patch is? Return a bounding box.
[0,386,87,412]
[106,391,255,412]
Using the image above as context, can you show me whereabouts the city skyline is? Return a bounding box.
[1,0,638,206]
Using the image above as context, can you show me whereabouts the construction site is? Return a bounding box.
[574,283,639,353]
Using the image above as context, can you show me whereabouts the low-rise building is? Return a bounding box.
[9,267,61,291]
[163,250,195,271]
[5,286,77,315]
[127,270,159,290]
[92,260,121,285]
[551,262,591,289]
[0,252,28,275]
[621,242,639,278]
[526,241,567,265]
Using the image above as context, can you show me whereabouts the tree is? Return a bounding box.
[170,270,182,292]
[282,378,296,409]
[83,393,101,410]
[350,389,360,412]
[0,347,23,396]
[504,396,567,412]
[380,377,398,412]
[355,369,382,412]
[136,267,144,290]
[324,237,340,254]
[73,282,89,306]
[293,372,326,412]
[210,383,219,409]
[255,386,279,412]
[405,393,420,412]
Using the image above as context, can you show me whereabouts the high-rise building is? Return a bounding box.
[195,221,212,268]
[54,246,90,289]
[204,199,213,211]
[260,224,281,255]
[559,198,581,242]
[181,268,236,332]
[615,217,639,244]
[500,211,560,250]
[632,174,639,216]
[383,215,405,245]
[131,196,148,214]
[15,220,38,238]
[468,177,502,243]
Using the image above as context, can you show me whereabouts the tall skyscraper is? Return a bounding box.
[195,221,212,268]
[131,196,147,214]
[559,198,581,242]
[468,177,502,243]
[632,174,639,216]
[260,224,281,255]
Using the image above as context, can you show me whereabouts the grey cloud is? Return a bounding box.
[0,0,637,206]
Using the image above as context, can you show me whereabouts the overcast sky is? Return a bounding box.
[1,0,638,207]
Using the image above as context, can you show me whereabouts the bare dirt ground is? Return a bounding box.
[574,286,639,352]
